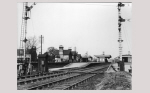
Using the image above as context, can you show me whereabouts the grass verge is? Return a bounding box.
[96,71,132,90]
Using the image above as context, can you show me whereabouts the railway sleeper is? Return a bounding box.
[47,77,50,79]
[19,71,95,86]
[64,75,95,90]
[43,77,47,80]
[18,72,50,81]
[22,73,96,90]
[18,82,25,86]
[46,75,93,90]
[26,74,80,90]
[19,67,98,82]
[26,80,32,84]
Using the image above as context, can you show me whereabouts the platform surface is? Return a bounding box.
[49,62,91,71]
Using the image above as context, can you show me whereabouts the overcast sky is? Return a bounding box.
[17,3,132,58]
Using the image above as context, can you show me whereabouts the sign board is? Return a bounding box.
[17,49,24,56]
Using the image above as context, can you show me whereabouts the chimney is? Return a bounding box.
[74,47,76,51]
[59,45,63,59]
[68,47,72,51]
[103,51,105,55]
[59,45,64,50]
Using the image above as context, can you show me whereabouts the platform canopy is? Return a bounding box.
[94,55,111,58]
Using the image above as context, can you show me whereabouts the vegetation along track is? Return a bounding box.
[17,64,109,90]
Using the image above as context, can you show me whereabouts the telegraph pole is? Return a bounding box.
[40,35,44,54]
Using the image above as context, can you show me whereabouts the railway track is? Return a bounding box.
[17,67,86,85]
[43,68,108,90]
[44,74,96,90]
[17,72,72,85]
[17,64,109,90]
[17,66,88,80]
[17,64,108,85]
[18,73,80,90]
[17,63,109,80]
[17,71,63,80]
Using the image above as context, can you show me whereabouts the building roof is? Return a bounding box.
[63,50,71,55]
[82,57,88,59]
[116,54,132,58]
[59,45,63,48]
[94,55,111,58]
[82,55,88,58]
[77,54,81,57]
[38,53,47,58]
[53,50,71,55]
[53,50,59,55]
[71,51,77,56]
[122,54,132,56]
[88,56,93,58]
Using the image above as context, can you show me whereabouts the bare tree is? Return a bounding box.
[26,36,40,51]
[47,47,58,55]
[47,47,58,62]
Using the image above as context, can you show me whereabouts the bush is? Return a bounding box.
[96,71,132,90]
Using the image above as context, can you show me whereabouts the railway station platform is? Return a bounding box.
[49,63,91,71]
[48,62,110,72]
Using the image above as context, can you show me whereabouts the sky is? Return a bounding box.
[17,3,132,58]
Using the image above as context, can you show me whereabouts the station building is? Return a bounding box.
[94,53,111,63]
[42,45,80,63]
[122,54,132,63]
[53,45,78,62]
[115,53,132,73]
[122,54,132,73]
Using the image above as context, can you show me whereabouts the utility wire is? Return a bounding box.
[119,3,131,54]
[122,22,131,52]
[124,22,131,51]
[30,10,35,36]
[123,22,131,46]
[124,22,132,51]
